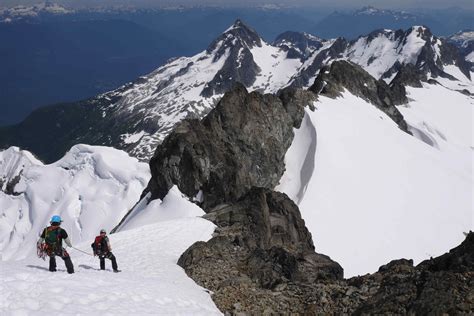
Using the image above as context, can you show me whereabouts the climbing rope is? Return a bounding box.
[71,246,94,257]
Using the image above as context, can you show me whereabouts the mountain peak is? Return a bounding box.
[407,25,432,38]
[226,18,246,30]
[207,19,262,54]
[222,19,261,46]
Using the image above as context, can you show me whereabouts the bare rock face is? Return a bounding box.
[353,233,474,315]
[145,84,311,210]
[178,188,343,313]
[201,20,262,97]
[310,60,410,133]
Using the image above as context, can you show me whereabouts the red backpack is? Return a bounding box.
[91,235,108,256]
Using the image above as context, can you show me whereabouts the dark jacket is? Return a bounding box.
[39,225,72,249]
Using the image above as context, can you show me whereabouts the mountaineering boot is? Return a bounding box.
[113,269,121,273]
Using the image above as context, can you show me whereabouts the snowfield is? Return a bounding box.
[344,28,427,79]
[277,86,473,277]
[0,144,150,261]
[0,217,220,315]
[0,146,221,314]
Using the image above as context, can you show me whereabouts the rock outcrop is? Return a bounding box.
[352,232,474,315]
[178,188,343,313]
[140,83,472,314]
[145,84,314,210]
[310,60,410,133]
[180,230,474,314]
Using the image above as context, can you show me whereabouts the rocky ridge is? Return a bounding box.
[144,84,315,210]
[310,60,409,132]
[142,83,346,313]
[128,82,472,313]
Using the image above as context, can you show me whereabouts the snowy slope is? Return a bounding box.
[0,159,222,314]
[435,65,474,93]
[0,145,150,261]
[0,217,220,314]
[116,186,207,232]
[277,86,473,277]
[249,41,302,93]
[344,28,427,79]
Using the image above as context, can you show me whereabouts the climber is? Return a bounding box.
[91,229,120,272]
[37,215,75,274]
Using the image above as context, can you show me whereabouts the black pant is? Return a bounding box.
[49,249,74,274]
[100,252,118,271]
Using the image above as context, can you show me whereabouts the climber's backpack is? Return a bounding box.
[44,226,61,254]
[92,236,108,256]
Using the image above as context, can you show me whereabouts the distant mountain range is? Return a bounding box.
[448,30,474,68]
[0,3,473,125]
[0,20,471,163]
[0,1,72,22]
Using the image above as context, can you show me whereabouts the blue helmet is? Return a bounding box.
[50,215,62,223]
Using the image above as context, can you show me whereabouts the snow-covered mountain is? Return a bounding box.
[293,26,471,88]
[0,21,471,163]
[448,30,474,69]
[0,2,72,22]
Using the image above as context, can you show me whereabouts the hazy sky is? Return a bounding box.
[2,0,473,10]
